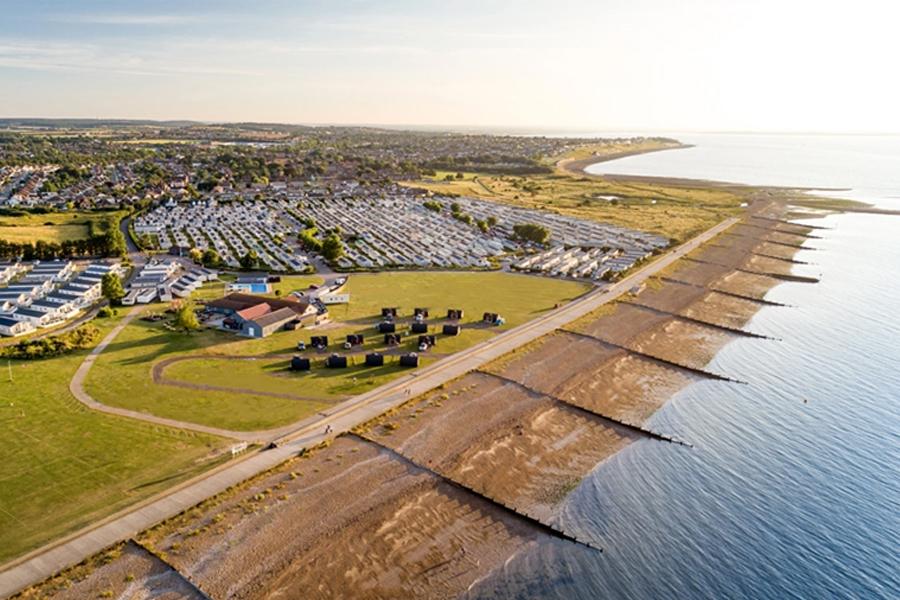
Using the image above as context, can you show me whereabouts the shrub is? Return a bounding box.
[2,325,102,360]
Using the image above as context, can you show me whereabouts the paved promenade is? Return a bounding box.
[0,217,738,598]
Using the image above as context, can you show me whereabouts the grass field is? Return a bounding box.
[405,171,744,243]
[86,272,591,431]
[0,312,227,564]
[0,211,124,244]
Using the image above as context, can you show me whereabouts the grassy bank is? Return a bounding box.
[402,169,744,243]
[0,312,227,564]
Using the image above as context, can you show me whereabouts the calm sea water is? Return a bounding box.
[470,135,900,599]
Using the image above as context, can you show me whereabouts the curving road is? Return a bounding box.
[0,216,739,598]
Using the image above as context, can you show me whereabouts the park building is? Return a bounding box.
[205,293,320,338]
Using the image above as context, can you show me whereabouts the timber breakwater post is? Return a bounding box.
[346,432,604,553]
[655,276,795,307]
[619,300,782,341]
[558,329,749,385]
[475,370,693,449]
[682,256,821,283]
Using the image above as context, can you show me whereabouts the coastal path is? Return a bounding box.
[0,216,739,598]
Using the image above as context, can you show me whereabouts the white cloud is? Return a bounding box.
[54,14,195,25]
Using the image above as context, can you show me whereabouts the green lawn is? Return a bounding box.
[87,272,592,431]
[0,211,125,244]
[83,318,318,431]
[164,356,431,400]
[0,313,227,564]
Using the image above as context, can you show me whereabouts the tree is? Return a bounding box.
[201,248,221,268]
[512,223,551,245]
[486,216,498,228]
[101,272,125,305]
[174,300,200,331]
[189,247,203,264]
[103,219,127,257]
[240,250,259,269]
[298,228,322,252]
[321,233,344,262]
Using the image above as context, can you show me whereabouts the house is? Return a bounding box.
[0,316,34,337]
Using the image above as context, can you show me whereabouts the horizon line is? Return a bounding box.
[1,116,898,137]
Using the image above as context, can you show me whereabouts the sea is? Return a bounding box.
[470,134,900,599]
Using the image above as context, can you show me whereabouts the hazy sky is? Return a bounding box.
[1,0,897,132]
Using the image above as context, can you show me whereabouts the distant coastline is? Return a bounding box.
[556,142,692,177]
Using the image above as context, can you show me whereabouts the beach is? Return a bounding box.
[14,199,816,599]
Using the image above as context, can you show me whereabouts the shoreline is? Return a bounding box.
[555,142,692,178]
[560,143,900,215]
[9,208,816,599]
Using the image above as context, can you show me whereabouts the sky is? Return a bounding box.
[0,0,897,133]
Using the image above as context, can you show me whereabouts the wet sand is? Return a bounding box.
[369,372,640,519]
[145,437,537,600]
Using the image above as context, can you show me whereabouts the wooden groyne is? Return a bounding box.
[750,251,813,265]
[656,276,794,307]
[130,539,214,600]
[477,370,692,448]
[347,432,603,553]
[559,328,748,384]
[683,257,821,283]
[734,221,824,239]
[750,215,832,230]
[722,231,816,250]
[620,300,780,340]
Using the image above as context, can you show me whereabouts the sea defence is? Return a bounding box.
[12,206,818,599]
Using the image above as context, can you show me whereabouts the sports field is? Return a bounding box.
[85,272,592,431]
[0,313,227,564]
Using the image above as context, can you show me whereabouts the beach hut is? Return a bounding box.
[411,322,428,334]
[311,335,329,348]
[346,333,365,346]
[418,335,437,347]
[381,307,398,317]
[365,352,384,367]
[482,312,498,324]
[442,324,460,336]
[399,353,419,368]
[326,354,348,368]
[414,307,429,318]
[384,333,402,346]
[378,322,396,333]
[446,308,464,320]
[290,356,311,371]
